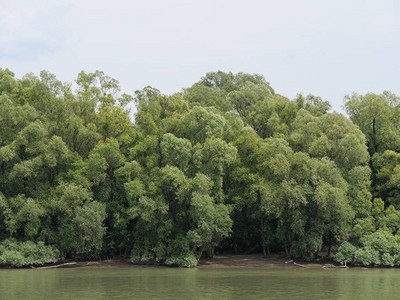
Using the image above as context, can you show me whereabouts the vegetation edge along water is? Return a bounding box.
[1,69,400,268]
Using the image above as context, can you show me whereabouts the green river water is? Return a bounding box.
[0,267,399,299]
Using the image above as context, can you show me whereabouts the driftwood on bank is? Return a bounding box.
[285,260,293,264]
[293,262,308,268]
[32,262,77,269]
[322,264,348,269]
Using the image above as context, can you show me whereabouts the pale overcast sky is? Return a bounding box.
[1,0,399,112]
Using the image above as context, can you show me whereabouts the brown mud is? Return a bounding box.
[31,255,330,269]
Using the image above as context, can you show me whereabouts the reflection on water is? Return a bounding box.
[1,267,399,299]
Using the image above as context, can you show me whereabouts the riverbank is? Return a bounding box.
[198,254,326,269]
[24,255,332,269]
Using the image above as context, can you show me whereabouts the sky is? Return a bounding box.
[1,0,399,113]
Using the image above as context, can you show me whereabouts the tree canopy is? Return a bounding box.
[0,68,398,267]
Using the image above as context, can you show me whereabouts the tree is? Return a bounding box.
[344,92,400,156]
[227,81,274,118]
[59,201,107,257]
[183,83,231,112]
[181,106,225,144]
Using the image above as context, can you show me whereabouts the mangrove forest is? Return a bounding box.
[1,69,400,267]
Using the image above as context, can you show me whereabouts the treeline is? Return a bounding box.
[0,69,399,267]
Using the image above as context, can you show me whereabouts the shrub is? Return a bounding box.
[334,241,357,265]
[354,247,380,266]
[165,254,198,268]
[360,229,399,255]
[381,253,395,266]
[130,250,154,264]
[0,239,60,267]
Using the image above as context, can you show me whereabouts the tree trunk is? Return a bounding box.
[288,231,294,258]
[208,246,215,258]
[262,245,267,257]
[233,236,238,254]
[260,216,267,257]
[372,117,378,154]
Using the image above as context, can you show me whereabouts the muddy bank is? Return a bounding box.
[28,255,332,269]
[198,255,327,269]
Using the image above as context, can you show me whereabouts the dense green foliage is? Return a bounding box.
[335,230,400,266]
[0,239,60,267]
[0,68,399,267]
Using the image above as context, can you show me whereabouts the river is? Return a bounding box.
[0,267,398,299]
